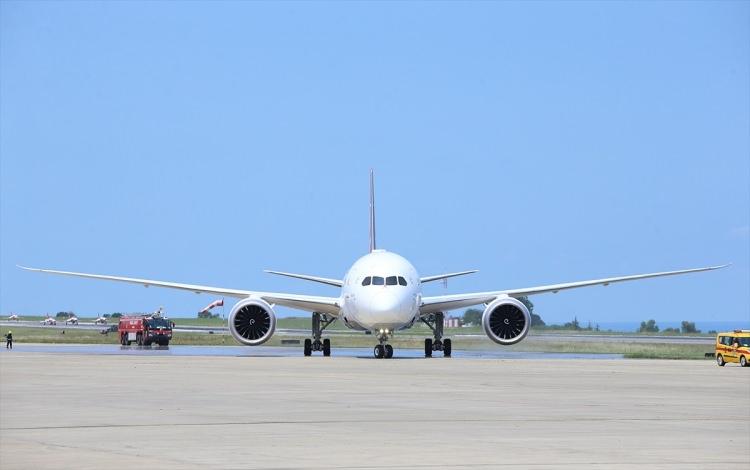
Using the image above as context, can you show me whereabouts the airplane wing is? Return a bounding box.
[419,264,728,315]
[18,266,341,316]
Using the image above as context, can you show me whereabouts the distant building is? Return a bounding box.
[443,316,462,328]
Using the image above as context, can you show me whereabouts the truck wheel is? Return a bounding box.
[136,334,143,346]
[717,354,725,367]
[741,355,747,367]
[120,335,127,346]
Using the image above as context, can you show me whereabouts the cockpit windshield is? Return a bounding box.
[362,275,407,286]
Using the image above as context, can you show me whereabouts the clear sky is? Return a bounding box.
[1,1,748,326]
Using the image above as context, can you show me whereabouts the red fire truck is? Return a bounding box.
[118,316,174,346]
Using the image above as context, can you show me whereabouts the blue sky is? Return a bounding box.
[1,1,748,326]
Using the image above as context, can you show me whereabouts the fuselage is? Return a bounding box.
[339,249,421,332]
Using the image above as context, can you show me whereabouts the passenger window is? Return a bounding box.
[373,276,384,285]
[362,277,371,286]
[398,276,407,286]
[386,276,398,286]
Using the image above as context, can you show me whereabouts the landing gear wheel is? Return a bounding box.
[323,338,331,357]
[443,338,452,357]
[384,344,393,359]
[741,355,747,367]
[717,354,725,367]
[374,344,385,359]
[424,338,433,358]
[304,338,312,357]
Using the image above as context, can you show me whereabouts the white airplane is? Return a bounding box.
[7,314,19,321]
[94,315,108,325]
[64,314,79,325]
[40,315,57,326]
[19,171,726,358]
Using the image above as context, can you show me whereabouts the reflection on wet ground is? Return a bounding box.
[3,344,623,360]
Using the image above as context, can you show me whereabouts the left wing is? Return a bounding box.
[419,264,728,315]
[18,266,341,316]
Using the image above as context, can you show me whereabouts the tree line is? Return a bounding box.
[458,300,705,334]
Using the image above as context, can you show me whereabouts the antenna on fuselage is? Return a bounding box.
[369,169,376,252]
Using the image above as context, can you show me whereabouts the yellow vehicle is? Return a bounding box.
[715,330,750,367]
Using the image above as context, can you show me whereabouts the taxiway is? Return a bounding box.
[1,353,747,469]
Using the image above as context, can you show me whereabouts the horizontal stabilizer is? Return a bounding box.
[264,270,343,287]
[420,270,478,284]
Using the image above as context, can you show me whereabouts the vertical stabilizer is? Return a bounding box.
[369,169,376,252]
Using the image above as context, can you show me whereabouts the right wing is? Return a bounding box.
[419,264,728,315]
[18,266,341,316]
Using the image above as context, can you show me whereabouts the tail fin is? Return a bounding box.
[369,169,376,252]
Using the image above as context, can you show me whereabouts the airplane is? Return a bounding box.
[39,315,57,326]
[7,314,19,321]
[19,171,727,358]
[64,314,79,325]
[93,315,108,325]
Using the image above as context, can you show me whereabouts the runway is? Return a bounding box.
[1,352,747,469]
[1,343,623,360]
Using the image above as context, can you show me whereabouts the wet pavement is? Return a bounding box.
[1,343,623,359]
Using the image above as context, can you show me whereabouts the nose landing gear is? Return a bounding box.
[373,344,393,359]
[304,312,335,357]
[421,312,452,358]
[373,329,394,359]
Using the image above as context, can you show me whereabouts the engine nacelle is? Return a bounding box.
[228,298,276,346]
[482,296,531,345]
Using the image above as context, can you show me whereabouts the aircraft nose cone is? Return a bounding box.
[370,291,401,314]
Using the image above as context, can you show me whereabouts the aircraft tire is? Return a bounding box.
[374,345,385,359]
[424,338,433,358]
[384,344,393,359]
[304,339,312,357]
[443,339,452,357]
[323,338,331,357]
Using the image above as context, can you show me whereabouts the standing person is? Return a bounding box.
[5,330,12,349]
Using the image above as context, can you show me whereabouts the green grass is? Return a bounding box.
[4,325,715,359]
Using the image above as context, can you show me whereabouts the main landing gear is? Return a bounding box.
[304,312,334,357]
[373,329,394,359]
[421,312,452,358]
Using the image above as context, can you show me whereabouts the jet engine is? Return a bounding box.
[482,296,531,345]
[228,298,276,346]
